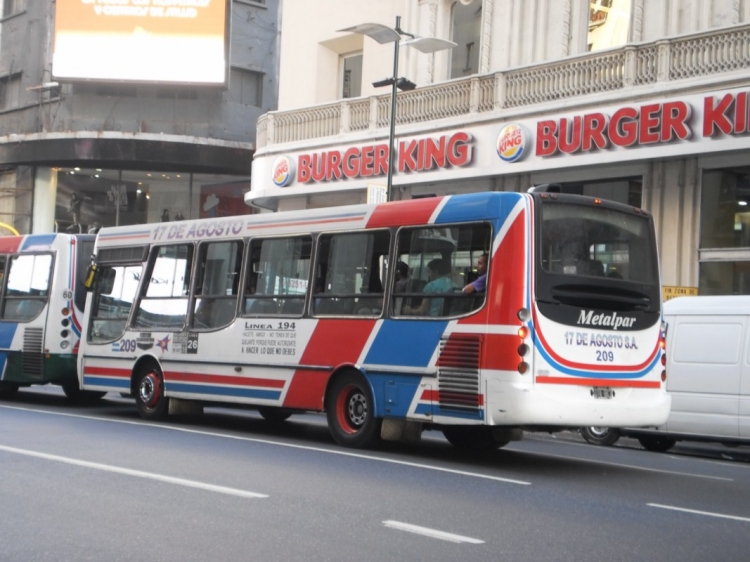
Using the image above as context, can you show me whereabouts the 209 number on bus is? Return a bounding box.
[596,350,615,362]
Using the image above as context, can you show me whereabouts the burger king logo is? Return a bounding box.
[497,123,528,163]
[272,156,295,187]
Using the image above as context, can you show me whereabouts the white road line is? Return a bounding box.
[648,503,750,523]
[507,447,734,481]
[0,444,268,499]
[0,404,531,486]
[382,520,484,544]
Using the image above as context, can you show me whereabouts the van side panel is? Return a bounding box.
[742,330,750,439]
[665,317,741,438]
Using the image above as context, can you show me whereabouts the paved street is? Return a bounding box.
[1,387,748,562]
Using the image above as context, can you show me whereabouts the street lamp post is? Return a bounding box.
[338,17,455,202]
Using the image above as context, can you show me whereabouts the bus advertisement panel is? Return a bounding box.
[78,191,670,449]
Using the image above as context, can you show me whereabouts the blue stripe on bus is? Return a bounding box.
[0,323,17,379]
[434,192,523,225]
[421,405,485,421]
[363,320,448,367]
[165,382,282,401]
[83,376,130,389]
[21,234,57,250]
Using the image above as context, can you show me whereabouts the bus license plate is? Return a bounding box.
[592,387,614,399]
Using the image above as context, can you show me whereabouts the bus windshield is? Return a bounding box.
[536,199,660,313]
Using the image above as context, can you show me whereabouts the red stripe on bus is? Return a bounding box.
[164,371,285,388]
[535,376,661,388]
[245,216,364,230]
[0,236,22,253]
[83,366,131,377]
[482,333,525,371]
[366,198,444,228]
[284,319,377,409]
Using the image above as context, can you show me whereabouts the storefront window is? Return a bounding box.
[700,261,750,295]
[588,0,631,52]
[700,168,750,249]
[54,169,252,232]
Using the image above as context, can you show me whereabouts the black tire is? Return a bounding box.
[442,426,511,450]
[135,364,169,421]
[0,382,19,398]
[580,426,621,446]
[637,435,676,452]
[258,407,292,423]
[325,372,381,448]
[61,381,107,403]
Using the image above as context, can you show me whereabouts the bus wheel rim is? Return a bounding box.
[139,372,161,409]
[336,384,366,434]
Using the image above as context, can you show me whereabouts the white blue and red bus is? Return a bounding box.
[78,189,670,448]
[0,233,105,400]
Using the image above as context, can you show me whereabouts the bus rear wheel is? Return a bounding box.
[325,372,381,449]
[442,426,511,450]
[580,427,621,446]
[0,382,19,398]
[136,366,169,421]
[258,407,292,423]
[61,381,106,403]
[637,435,676,453]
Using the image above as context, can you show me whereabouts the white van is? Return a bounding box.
[581,295,750,451]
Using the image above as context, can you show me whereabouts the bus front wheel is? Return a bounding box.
[325,372,381,449]
[580,427,621,447]
[136,366,169,421]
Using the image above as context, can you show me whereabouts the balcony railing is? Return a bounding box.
[256,24,750,149]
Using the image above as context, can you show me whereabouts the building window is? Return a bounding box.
[2,0,25,17]
[229,68,263,107]
[341,53,362,99]
[587,0,631,52]
[450,0,482,79]
[0,73,21,110]
[699,167,750,295]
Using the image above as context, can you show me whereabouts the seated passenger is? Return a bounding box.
[403,259,455,316]
[463,253,488,294]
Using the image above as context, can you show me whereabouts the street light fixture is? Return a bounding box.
[338,17,455,202]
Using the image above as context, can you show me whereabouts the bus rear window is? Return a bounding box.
[540,203,656,284]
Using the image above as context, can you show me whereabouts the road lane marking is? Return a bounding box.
[0,444,268,499]
[0,404,531,486]
[648,503,750,523]
[383,520,484,544]
[508,448,734,481]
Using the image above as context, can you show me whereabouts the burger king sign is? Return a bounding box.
[497,123,528,163]
[272,156,295,187]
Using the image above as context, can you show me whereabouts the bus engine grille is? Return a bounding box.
[23,327,44,378]
[436,335,482,412]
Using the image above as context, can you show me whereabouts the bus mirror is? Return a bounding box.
[99,268,116,294]
[83,264,98,290]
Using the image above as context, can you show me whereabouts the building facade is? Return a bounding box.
[248,0,750,296]
[0,0,280,235]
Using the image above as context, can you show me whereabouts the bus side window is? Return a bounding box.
[133,244,194,330]
[191,240,242,330]
[312,231,389,317]
[392,224,491,318]
[2,254,53,322]
[245,236,311,316]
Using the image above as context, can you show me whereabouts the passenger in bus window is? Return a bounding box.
[393,261,410,314]
[403,259,454,316]
[462,252,488,294]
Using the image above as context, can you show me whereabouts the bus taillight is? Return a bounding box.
[661,370,667,382]
[518,326,529,339]
[518,343,529,357]
[518,362,530,375]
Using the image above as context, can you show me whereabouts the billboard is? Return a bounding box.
[53,0,228,84]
